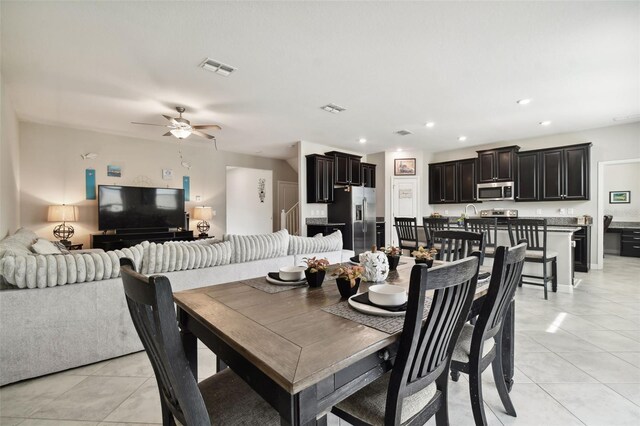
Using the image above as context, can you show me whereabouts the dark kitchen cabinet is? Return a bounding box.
[429,162,457,204]
[516,151,539,202]
[457,158,478,203]
[306,154,334,203]
[477,146,519,183]
[540,144,591,201]
[361,162,376,188]
[573,226,591,272]
[325,151,362,186]
[376,222,385,249]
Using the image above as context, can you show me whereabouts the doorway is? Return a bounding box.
[226,166,273,235]
[390,177,419,245]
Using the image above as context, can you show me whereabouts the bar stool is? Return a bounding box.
[394,217,428,256]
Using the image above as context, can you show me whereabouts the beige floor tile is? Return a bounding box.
[0,418,24,426]
[17,420,98,426]
[91,352,154,378]
[515,352,597,384]
[519,329,604,353]
[611,352,640,368]
[31,377,146,421]
[571,330,640,352]
[558,352,640,383]
[578,315,640,331]
[103,379,162,424]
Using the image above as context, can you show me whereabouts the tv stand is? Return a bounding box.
[91,229,194,250]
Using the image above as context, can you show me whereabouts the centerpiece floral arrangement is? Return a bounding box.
[332,264,364,297]
[302,256,330,288]
[411,246,438,267]
[383,245,401,270]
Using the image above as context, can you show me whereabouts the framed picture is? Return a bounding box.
[394,158,416,176]
[609,191,630,204]
[107,165,121,178]
[162,168,174,180]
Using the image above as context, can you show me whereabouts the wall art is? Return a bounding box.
[107,165,121,177]
[258,178,266,203]
[183,176,191,201]
[394,158,416,176]
[609,191,630,204]
[85,168,96,200]
[162,168,174,180]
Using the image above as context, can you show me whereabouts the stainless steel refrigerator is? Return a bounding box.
[328,186,376,254]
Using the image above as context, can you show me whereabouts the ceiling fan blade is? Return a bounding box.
[191,129,215,139]
[162,115,179,126]
[131,122,171,127]
[163,132,172,136]
[193,124,222,130]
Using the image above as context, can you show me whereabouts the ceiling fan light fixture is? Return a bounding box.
[170,128,192,139]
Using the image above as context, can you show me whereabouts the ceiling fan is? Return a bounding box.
[132,107,221,144]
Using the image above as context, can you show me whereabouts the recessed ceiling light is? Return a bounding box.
[395,129,413,136]
[517,99,532,105]
[359,138,367,144]
[200,58,237,76]
[321,103,346,114]
[539,121,552,126]
[425,122,435,128]
[458,136,467,142]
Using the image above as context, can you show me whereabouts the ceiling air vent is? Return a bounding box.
[200,58,237,76]
[395,129,413,136]
[321,103,346,114]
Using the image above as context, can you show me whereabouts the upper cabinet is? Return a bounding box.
[457,158,478,203]
[306,154,334,203]
[540,144,591,201]
[476,146,519,183]
[361,162,376,188]
[429,160,475,204]
[515,151,539,202]
[325,151,362,185]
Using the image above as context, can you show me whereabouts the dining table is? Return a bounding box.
[173,258,515,426]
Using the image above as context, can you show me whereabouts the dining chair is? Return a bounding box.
[395,217,428,256]
[507,219,557,300]
[422,217,450,249]
[465,218,498,259]
[432,230,485,265]
[450,243,527,426]
[603,215,613,234]
[119,258,279,426]
[331,254,481,426]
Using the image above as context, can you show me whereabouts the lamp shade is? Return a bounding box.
[192,206,213,221]
[48,205,78,222]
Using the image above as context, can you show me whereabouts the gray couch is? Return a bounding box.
[0,228,353,385]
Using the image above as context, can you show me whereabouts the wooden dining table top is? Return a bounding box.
[173,259,490,395]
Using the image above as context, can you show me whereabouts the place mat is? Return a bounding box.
[352,292,407,312]
[322,296,432,334]
[241,276,308,294]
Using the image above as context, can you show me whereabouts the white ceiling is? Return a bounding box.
[1,1,638,159]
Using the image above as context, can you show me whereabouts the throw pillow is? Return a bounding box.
[31,239,62,255]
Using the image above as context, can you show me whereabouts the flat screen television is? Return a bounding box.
[98,185,185,231]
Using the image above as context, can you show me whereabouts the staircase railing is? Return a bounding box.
[281,202,300,236]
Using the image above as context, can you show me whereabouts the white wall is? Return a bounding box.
[366,152,386,217]
[226,166,273,234]
[429,122,640,268]
[603,162,640,221]
[18,122,297,247]
[0,76,20,238]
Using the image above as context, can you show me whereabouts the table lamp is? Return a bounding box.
[48,204,78,246]
[193,206,215,237]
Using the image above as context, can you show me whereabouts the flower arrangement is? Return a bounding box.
[430,212,442,218]
[303,257,330,273]
[411,246,438,260]
[332,265,364,288]
[383,246,401,257]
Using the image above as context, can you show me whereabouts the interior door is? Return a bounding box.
[391,177,418,245]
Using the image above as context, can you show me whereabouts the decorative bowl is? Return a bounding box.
[279,266,306,281]
[368,284,407,307]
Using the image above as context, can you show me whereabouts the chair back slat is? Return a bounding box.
[422,217,450,246]
[432,230,485,264]
[465,218,498,249]
[385,255,480,424]
[120,258,210,426]
[508,219,547,252]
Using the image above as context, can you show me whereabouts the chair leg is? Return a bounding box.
[542,261,548,300]
[450,369,460,382]
[551,258,558,292]
[469,358,488,426]
[435,370,450,426]
[160,398,177,426]
[492,336,517,417]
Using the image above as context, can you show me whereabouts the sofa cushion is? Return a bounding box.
[226,230,290,264]
[288,230,343,255]
[31,239,62,255]
[141,240,232,274]
[0,228,38,258]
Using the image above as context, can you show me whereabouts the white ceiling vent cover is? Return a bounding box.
[321,103,346,114]
[200,58,237,76]
[395,129,413,136]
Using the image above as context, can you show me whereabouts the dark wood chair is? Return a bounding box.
[507,219,557,300]
[465,218,498,260]
[395,217,428,256]
[603,215,613,233]
[450,243,527,426]
[432,230,485,265]
[422,217,450,248]
[119,258,279,426]
[331,254,481,426]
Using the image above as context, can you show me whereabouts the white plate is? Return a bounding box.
[265,275,307,286]
[348,293,406,317]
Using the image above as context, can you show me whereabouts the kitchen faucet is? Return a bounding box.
[465,204,478,217]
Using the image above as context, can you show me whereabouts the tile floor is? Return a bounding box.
[1,255,639,425]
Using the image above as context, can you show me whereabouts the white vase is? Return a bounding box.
[359,250,389,282]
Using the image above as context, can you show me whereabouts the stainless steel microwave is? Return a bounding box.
[477,181,515,201]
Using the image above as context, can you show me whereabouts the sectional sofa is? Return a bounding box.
[0,228,353,385]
